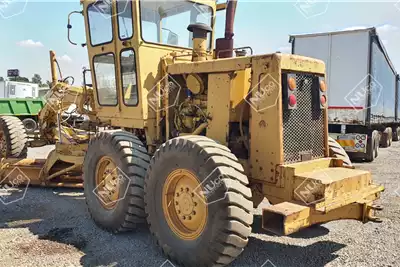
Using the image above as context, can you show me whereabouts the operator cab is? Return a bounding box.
[69,0,215,130]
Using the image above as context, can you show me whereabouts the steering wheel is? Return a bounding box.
[62,76,75,85]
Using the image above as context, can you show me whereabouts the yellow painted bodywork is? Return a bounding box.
[0,0,384,239]
[0,143,85,188]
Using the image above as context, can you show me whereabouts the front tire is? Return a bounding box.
[0,116,28,158]
[83,130,150,233]
[145,136,253,267]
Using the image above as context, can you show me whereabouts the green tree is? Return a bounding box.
[45,80,52,88]
[14,76,30,82]
[31,74,42,85]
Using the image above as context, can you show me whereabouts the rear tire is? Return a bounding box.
[145,136,253,267]
[84,130,150,233]
[0,116,28,158]
[22,118,37,133]
[328,136,352,167]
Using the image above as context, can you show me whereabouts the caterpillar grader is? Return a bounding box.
[0,0,384,266]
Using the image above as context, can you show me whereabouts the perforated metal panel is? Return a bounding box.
[282,74,325,163]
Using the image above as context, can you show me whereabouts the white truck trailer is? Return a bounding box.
[0,81,39,98]
[290,27,399,162]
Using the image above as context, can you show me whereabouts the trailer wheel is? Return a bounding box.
[145,136,253,267]
[22,118,37,134]
[84,130,150,233]
[380,128,392,148]
[0,116,28,159]
[328,137,353,167]
[392,127,400,142]
[366,131,379,162]
[374,140,379,158]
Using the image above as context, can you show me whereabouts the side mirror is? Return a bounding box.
[67,11,86,47]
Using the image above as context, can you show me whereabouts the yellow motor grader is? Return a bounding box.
[0,0,384,266]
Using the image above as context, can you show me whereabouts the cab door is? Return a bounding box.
[113,0,143,126]
[84,0,142,127]
[85,0,120,121]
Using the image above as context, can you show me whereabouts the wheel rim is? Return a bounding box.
[0,130,6,157]
[24,121,35,131]
[162,169,208,241]
[95,156,120,209]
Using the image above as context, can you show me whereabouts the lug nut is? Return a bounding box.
[175,201,179,205]
[191,193,195,197]
[188,216,192,220]
[186,188,189,192]
[177,210,181,214]
[181,188,184,192]
[192,211,196,215]
[176,193,179,197]
[182,216,186,220]
[194,202,197,206]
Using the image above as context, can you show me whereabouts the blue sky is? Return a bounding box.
[0,0,399,84]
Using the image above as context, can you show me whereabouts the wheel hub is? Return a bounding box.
[163,169,207,240]
[95,156,119,209]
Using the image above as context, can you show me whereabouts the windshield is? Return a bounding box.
[140,0,213,49]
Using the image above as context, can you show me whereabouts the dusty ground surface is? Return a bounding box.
[0,144,399,267]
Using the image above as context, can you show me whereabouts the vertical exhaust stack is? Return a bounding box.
[188,23,213,62]
[49,50,58,86]
[215,0,238,58]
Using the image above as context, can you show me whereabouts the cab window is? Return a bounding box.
[120,49,138,106]
[93,53,118,106]
[140,1,213,48]
[88,1,113,46]
[117,0,133,40]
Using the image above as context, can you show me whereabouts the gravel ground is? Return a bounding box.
[0,144,399,267]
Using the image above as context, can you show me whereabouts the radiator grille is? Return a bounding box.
[282,73,325,163]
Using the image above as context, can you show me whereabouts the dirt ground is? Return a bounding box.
[0,144,398,267]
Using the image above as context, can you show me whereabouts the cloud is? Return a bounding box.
[57,55,72,63]
[342,26,368,31]
[376,24,399,46]
[277,46,291,53]
[16,39,44,48]
[341,24,398,35]
[376,24,398,34]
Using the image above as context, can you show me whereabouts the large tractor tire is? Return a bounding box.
[0,116,28,158]
[83,130,150,233]
[145,136,253,267]
[328,136,352,167]
[22,118,38,134]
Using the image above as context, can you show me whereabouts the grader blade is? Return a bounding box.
[0,158,83,188]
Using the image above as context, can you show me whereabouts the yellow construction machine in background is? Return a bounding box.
[0,0,384,266]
